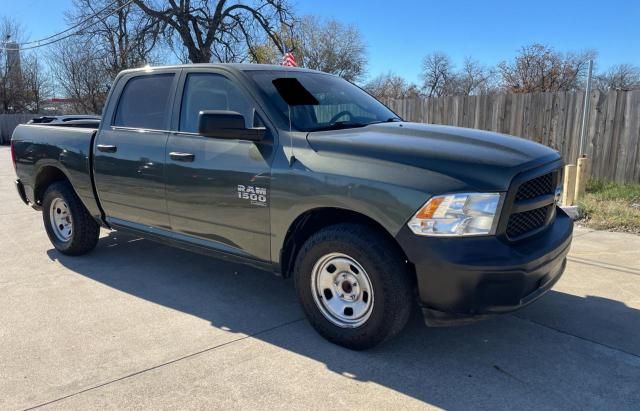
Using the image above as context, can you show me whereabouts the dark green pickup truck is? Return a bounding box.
[11,64,572,349]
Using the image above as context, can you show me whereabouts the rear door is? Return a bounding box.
[164,69,274,262]
[93,70,180,230]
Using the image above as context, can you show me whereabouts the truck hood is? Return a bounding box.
[305,122,561,192]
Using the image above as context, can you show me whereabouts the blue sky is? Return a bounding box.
[4,0,640,84]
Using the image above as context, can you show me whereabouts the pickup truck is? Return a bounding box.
[11,64,573,350]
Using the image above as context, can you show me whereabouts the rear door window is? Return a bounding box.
[114,73,175,130]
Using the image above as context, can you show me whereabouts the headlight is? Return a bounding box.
[407,193,503,236]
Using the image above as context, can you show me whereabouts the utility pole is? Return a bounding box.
[578,59,593,159]
[574,59,594,202]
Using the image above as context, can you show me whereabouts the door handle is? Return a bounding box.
[170,152,195,162]
[97,144,117,153]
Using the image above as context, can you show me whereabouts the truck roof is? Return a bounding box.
[119,63,324,75]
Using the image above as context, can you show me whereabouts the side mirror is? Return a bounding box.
[198,110,265,142]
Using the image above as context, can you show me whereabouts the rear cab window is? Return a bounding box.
[113,73,175,130]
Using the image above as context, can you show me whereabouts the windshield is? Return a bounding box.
[245,70,401,132]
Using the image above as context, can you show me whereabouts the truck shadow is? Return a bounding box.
[46,231,640,409]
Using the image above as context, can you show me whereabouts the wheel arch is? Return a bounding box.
[279,207,413,279]
[34,165,72,207]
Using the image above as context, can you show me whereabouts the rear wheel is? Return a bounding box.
[42,181,100,255]
[294,223,414,350]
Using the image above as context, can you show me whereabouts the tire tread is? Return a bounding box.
[293,223,413,350]
[43,181,99,256]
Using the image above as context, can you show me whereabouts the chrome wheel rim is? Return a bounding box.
[49,198,72,242]
[311,253,374,328]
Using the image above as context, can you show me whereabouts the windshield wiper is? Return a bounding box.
[307,121,369,132]
[366,117,402,125]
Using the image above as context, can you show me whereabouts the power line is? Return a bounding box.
[18,0,129,46]
[0,0,134,51]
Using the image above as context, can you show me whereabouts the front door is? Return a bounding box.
[94,71,179,230]
[165,71,273,261]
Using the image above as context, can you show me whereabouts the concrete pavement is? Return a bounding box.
[1,146,639,410]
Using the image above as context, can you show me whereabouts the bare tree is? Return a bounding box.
[45,0,162,114]
[364,72,420,100]
[132,0,294,64]
[48,39,110,114]
[420,52,455,97]
[595,64,640,91]
[248,42,281,64]
[0,18,26,113]
[67,0,163,78]
[454,57,496,95]
[21,53,53,112]
[498,43,596,93]
[245,15,368,82]
[293,16,367,81]
[0,19,53,113]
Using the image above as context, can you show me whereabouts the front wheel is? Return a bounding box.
[294,223,414,350]
[42,181,100,255]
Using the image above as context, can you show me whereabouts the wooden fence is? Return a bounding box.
[0,114,41,145]
[383,90,640,183]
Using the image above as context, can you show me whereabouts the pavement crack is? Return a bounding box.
[571,230,596,238]
[567,256,640,276]
[512,314,640,360]
[22,317,305,411]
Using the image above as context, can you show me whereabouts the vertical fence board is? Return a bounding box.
[610,92,628,182]
[617,91,640,182]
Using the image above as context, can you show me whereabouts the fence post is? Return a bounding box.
[562,164,577,206]
[575,157,591,201]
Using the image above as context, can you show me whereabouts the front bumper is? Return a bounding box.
[396,207,573,326]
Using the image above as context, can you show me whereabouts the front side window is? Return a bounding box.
[246,71,400,132]
[179,73,253,133]
[113,73,175,130]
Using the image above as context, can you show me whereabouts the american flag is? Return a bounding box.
[281,52,297,67]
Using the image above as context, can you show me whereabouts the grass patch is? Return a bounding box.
[577,180,640,233]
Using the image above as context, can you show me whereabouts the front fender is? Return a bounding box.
[269,163,428,265]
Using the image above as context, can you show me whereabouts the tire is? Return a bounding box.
[293,223,414,350]
[42,181,100,256]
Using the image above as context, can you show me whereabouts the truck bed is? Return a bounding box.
[11,124,102,219]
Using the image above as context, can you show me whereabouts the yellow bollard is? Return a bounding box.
[575,156,590,201]
[562,164,577,206]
